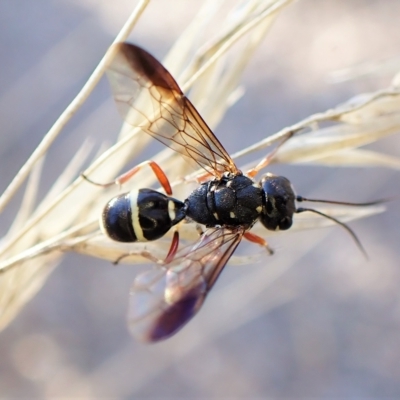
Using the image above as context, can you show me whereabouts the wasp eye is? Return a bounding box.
[279,216,292,230]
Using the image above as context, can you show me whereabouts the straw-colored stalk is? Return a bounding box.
[0,0,399,333]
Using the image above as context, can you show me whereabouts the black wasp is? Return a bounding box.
[90,43,382,342]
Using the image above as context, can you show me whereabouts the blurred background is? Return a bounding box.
[1,0,400,398]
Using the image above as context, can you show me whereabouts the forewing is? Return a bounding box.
[106,43,239,177]
[128,227,244,342]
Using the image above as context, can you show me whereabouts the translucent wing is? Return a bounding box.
[128,227,245,342]
[106,43,239,177]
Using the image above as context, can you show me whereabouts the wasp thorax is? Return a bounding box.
[101,189,186,243]
[259,173,296,231]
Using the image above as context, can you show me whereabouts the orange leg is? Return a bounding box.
[244,231,274,255]
[247,131,295,178]
[179,170,214,185]
[194,171,215,183]
[82,160,172,195]
[163,230,180,264]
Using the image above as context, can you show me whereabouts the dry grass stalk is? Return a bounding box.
[0,0,399,333]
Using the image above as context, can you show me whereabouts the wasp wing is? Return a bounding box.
[128,227,245,342]
[106,43,239,177]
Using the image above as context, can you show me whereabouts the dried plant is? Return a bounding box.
[0,0,399,336]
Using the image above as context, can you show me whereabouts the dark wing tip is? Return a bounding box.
[114,42,182,93]
[151,291,204,342]
[133,289,205,343]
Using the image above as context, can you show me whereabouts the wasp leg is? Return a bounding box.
[177,170,215,186]
[247,131,295,178]
[194,171,215,183]
[113,249,164,266]
[244,231,274,255]
[113,231,180,265]
[82,160,172,195]
[163,230,179,264]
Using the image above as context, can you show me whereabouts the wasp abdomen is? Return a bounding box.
[101,192,135,242]
[101,189,186,243]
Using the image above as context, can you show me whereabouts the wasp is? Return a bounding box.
[88,43,383,342]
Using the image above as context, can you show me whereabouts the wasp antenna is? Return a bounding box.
[295,195,391,207]
[296,207,368,259]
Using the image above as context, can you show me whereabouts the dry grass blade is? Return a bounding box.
[231,88,400,163]
[0,0,398,337]
[0,0,150,215]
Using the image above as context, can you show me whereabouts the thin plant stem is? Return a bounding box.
[0,0,150,214]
